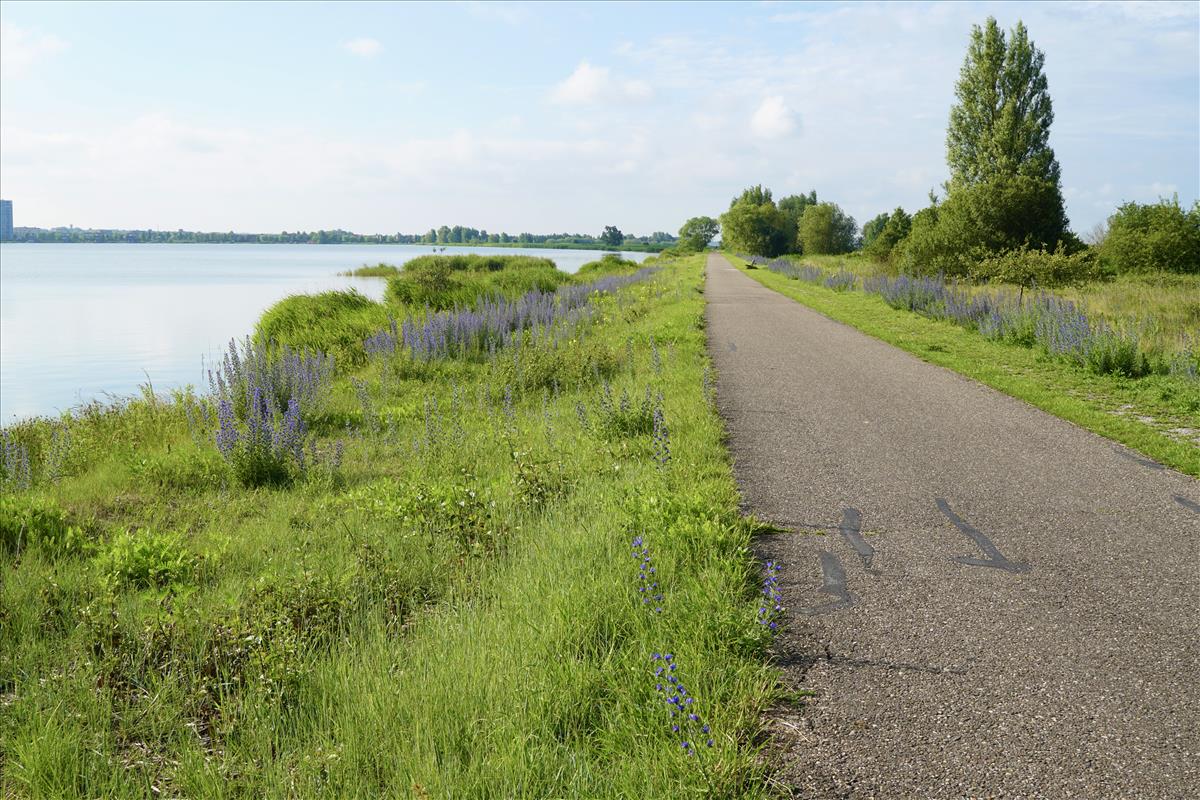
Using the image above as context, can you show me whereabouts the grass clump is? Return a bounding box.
[339,263,402,277]
[385,254,570,309]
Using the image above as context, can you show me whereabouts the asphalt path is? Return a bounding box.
[704,254,1200,799]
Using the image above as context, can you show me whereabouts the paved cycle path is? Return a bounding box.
[704,254,1199,799]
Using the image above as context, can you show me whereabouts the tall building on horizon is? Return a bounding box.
[0,200,12,241]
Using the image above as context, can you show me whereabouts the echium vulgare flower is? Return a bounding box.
[758,560,784,629]
[651,653,713,754]
[631,536,663,613]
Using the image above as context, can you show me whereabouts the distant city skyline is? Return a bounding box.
[1,1,1197,236]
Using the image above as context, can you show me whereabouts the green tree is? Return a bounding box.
[865,208,912,262]
[678,216,720,251]
[861,212,891,249]
[600,226,625,247]
[1100,197,1200,275]
[719,185,793,257]
[798,203,858,255]
[947,17,1059,188]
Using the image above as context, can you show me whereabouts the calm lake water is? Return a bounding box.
[0,243,650,423]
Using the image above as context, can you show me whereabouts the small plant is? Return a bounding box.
[96,528,196,590]
[652,405,671,468]
[651,653,713,755]
[0,494,89,557]
[757,560,784,630]
[631,536,663,613]
[215,389,307,488]
[1,429,32,490]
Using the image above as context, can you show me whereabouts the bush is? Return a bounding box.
[215,393,307,488]
[498,335,619,392]
[385,255,569,309]
[971,245,1102,287]
[576,253,638,278]
[895,175,1073,276]
[1100,198,1200,275]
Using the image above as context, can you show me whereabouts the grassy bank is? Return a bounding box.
[1,254,781,797]
[730,255,1200,476]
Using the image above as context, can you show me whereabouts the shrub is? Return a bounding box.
[576,253,638,278]
[895,175,1073,276]
[385,255,570,310]
[1100,198,1200,275]
[498,335,618,392]
[96,528,196,590]
[971,245,1102,287]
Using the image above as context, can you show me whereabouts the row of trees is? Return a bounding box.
[693,17,1196,279]
[9,225,677,250]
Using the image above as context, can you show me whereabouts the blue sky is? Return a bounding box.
[2,1,1197,237]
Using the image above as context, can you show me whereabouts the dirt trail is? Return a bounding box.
[705,253,1199,799]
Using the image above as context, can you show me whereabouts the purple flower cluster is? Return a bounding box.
[823,270,857,291]
[632,536,663,613]
[1,430,32,490]
[651,653,713,754]
[862,274,1160,378]
[757,560,784,630]
[652,405,671,468]
[209,337,334,422]
[215,387,308,486]
[364,268,657,363]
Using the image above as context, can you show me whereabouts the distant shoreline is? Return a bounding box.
[3,236,672,253]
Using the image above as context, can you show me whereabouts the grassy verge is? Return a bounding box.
[1,254,780,797]
[729,255,1200,477]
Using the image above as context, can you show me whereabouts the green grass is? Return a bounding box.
[731,255,1200,476]
[338,263,403,278]
[1,254,780,797]
[801,253,1200,356]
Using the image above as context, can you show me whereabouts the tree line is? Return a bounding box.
[7,225,678,251]
[674,17,1198,280]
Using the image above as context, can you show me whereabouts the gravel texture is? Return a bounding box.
[704,254,1200,799]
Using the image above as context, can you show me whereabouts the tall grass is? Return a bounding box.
[1,254,779,797]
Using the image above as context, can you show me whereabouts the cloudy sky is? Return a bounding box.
[1,1,1196,237]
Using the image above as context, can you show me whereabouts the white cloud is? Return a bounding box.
[343,37,383,58]
[0,21,68,77]
[750,96,796,139]
[550,61,654,105]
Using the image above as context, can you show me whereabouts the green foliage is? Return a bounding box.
[385,254,569,309]
[96,529,197,590]
[861,212,891,249]
[255,289,389,368]
[1100,198,1200,275]
[778,192,819,252]
[576,253,639,277]
[340,263,403,277]
[947,17,1060,188]
[864,207,912,263]
[599,225,625,247]
[498,335,619,393]
[677,216,720,251]
[798,202,858,255]
[896,175,1074,275]
[971,244,1102,287]
[720,185,794,257]
[130,446,227,491]
[0,494,89,557]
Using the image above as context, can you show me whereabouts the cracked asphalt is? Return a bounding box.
[704,254,1200,799]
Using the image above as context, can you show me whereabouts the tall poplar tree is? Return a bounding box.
[946,18,1060,188]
